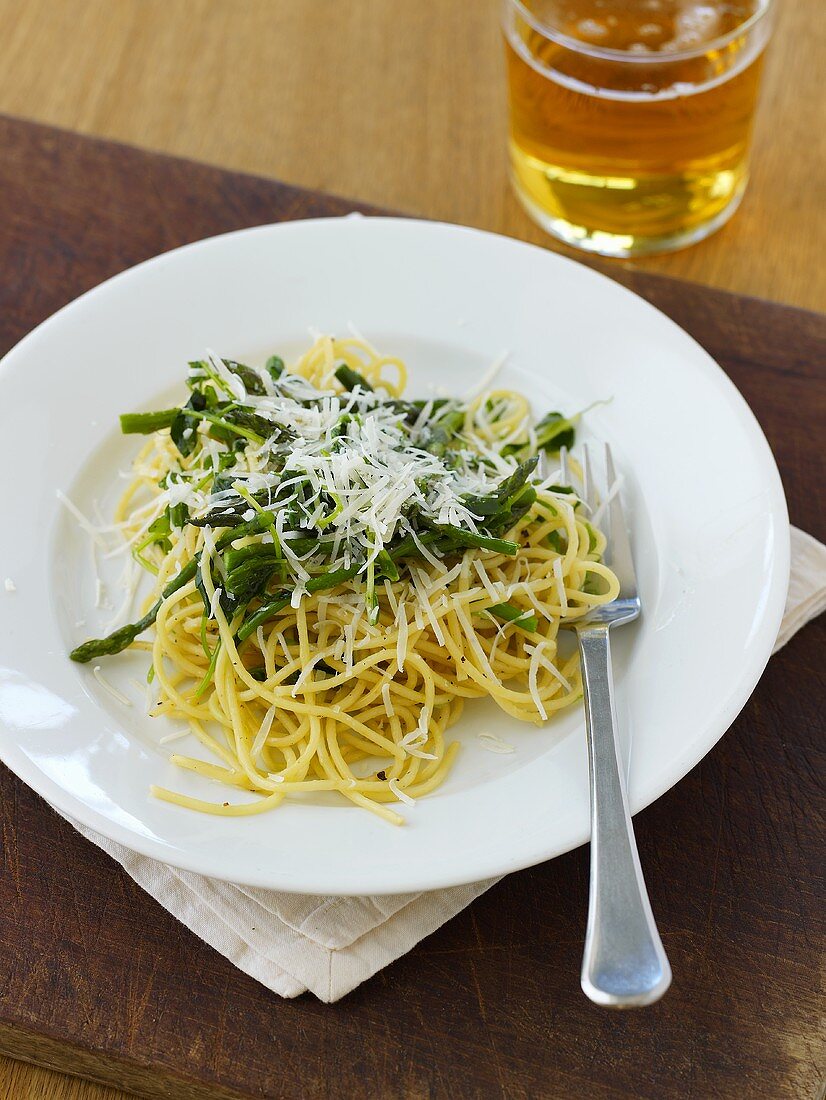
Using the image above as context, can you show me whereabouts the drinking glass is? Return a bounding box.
[503,0,775,256]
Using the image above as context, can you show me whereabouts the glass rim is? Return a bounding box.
[504,0,773,64]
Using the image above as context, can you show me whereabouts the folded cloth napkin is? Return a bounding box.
[64,526,825,1002]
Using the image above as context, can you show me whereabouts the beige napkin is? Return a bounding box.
[64,526,825,1002]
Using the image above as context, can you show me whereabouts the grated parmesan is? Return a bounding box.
[208,585,223,620]
[400,727,437,760]
[591,473,624,529]
[381,682,395,718]
[56,490,109,548]
[388,777,415,805]
[252,705,276,757]
[453,602,498,683]
[524,642,572,692]
[395,599,408,673]
[276,631,292,665]
[552,557,568,611]
[473,558,504,604]
[92,665,132,707]
[102,553,142,632]
[425,560,464,598]
[410,567,446,646]
[159,728,190,745]
[463,351,509,401]
[478,731,516,754]
[383,579,399,616]
[527,643,548,721]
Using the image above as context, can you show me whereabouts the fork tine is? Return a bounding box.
[604,443,637,598]
[582,444,598,513]
[559,445,570,486]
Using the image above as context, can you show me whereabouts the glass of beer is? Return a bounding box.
[503,0,775,256]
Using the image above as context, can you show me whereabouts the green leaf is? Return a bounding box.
[266,355,285,381]
[169,502,190,530]
[535,411,576,453]
[502,411,577,460]
[171,391,207,457]
[222,359,268,396]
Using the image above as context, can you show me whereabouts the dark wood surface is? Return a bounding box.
[0,115,823,1100]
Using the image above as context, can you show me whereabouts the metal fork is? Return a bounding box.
[560,444,671,1008]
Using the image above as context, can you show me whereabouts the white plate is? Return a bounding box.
[0,217,788,895]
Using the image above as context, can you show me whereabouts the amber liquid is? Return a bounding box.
[505,0,769,254]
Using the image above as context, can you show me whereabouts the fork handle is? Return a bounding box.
[577,625,671,1007]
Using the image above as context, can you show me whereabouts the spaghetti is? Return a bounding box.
[70,336,619,824]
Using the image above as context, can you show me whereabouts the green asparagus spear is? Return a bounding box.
[335,364,373,392]
[120,409,180,434]
[484,603,538,633]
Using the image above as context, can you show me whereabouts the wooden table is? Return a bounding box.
[1,0,825,313]
[0,115,823,1100]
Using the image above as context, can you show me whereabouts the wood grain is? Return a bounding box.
[0,0,824,312]
[0,117,823,1100]
[0,1050,126,1100]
